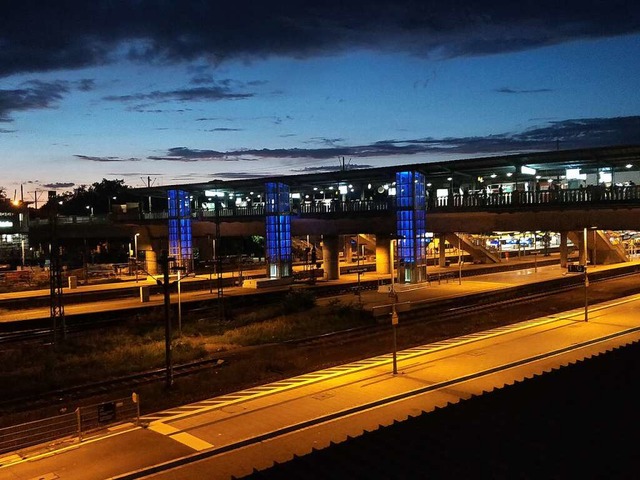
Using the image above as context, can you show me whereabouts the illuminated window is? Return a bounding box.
[265,182,292,278]
[168,189,193,271]
[395,171,426,268]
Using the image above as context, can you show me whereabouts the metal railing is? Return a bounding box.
[30,185,640,225]
[0,394,140,455]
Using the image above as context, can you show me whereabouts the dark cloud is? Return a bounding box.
[77,79,96,91]
[103,83,254,104]
[205,128,243,132]
[74,155,141,162]
[149,115,640,162]
[42,182,75,189]
[496,87,553,94]
[203,172,276,180]
[2,1,639,77]
[292,164,374,173]
[148,147,235,162]
[0,79,95,121]
[0,80,69,121]
[0,128,17,133]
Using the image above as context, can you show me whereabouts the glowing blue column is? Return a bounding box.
[395,171,427,283]
[265,182,292,278]
[168,189,193,272]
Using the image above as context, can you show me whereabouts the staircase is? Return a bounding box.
[443,233,501,264]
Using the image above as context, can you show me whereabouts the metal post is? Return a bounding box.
[534,233,538,272]
[392,306,398,375]
[177,269,182,337]
[76,407,82,441]
[390,238,398,375]
[160,250,173,389]
[458,234,462,285]
[132,392,140,426]
[584,267,589,322]
[134,233,140,283]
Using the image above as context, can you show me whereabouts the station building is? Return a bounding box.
[121,145,640,286]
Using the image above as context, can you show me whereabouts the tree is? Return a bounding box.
[41,179,138,215]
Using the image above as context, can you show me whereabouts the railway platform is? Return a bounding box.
[1,253,639,324]
[2,263,640,478]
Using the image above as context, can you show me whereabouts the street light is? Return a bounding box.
[390,238,398,375]
[85,205,94,216]
[134,233,140,259]
[583,227,589,322]
[134,233,140,283]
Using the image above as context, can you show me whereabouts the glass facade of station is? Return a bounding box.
[168,189,193,272]
[265,182,292,278]
[396,171,427,283]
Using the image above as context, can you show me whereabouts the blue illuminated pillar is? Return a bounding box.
[395,171,427,283]
[168,189,193,272]
[265,182,292,278]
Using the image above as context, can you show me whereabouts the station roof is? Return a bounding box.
[133,144,640,198]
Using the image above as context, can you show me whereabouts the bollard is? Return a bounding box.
[68,276,78,289]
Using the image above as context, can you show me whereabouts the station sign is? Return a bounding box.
[567,264,586,273]
[345,266,368,274]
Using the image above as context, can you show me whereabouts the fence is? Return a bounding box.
[0,394,140,455]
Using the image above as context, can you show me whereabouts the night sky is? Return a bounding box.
[1,1,640,201]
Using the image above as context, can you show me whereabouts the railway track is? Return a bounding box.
[3,267,640,416]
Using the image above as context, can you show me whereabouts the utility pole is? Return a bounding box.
[48,191,65,344]
[215,198,224,321]
[159,250,174,389]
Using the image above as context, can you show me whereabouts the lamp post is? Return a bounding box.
[458,234,462,285]
[583,227,589,322]
[133,233,140,282]
[159,250,174,389]
[390,238,398,375]
[108,196,116,214]
[86,205,93,216]
[134,233,140,258]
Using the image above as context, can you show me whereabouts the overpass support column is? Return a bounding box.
[144,249,157,275]
[438,234,447,267]
[322,235,340,280]
[578,230,587,265]
[376,234,391,274]
[560,232,568,268]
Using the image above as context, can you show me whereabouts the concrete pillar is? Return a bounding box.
[144,249,158,275]
[439,233,447,267]
[376,234,391,274]
[578,229,587,265]
[322,235,340,280]
[560,232,568,268]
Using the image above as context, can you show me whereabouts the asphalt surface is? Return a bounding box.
[2,255,640,479]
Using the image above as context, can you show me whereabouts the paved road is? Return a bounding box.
[2,283,639,479]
